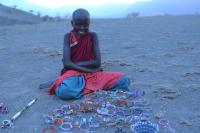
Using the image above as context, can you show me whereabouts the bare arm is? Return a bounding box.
[75,32,101,68]
[62,33,101,73]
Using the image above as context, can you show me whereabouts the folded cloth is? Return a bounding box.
[48,70,124,96]
[55,75,85,100]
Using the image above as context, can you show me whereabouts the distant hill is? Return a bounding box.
[0,3,41,26]
[129,0,200,16]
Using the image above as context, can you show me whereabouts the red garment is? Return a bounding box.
[70,30,94,62]
[48,70,124,95]
[48,30,124,95]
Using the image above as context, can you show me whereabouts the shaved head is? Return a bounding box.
[72,8,90,21]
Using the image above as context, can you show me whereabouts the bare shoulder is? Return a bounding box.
[64,32,70,38]
[90,32,98,38]
[90,32,99,44]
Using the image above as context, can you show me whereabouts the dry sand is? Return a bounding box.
[0,15,200,133]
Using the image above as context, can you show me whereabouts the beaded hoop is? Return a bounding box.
[131,121,159,133]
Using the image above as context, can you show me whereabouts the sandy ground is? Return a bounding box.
[0,15,200,133]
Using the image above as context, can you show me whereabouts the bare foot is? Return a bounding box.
[38,80,54,89]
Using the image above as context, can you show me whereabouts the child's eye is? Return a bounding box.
[76,24,89,29]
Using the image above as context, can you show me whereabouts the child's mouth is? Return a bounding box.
[77,30,86,35]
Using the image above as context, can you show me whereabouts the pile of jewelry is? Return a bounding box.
[43,90,159,132]
[0,102,9,114]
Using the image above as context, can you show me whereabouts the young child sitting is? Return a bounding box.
[41,8,130,100]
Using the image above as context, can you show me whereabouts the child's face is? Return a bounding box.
[72,17,90,36]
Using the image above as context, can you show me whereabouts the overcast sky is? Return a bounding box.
[0,0,149,9]
[0,0,199,17]
[26,0,149,9]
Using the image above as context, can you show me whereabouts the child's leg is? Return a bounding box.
[55,75,85,100]
[38,80,55,89]
[108,76,131,91]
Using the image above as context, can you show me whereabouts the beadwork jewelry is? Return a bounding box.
[159,119,175,133]
[131,121,159,133]
[60,122,72,131]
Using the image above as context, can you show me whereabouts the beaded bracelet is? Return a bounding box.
[159,119,175,133]
[1,120,13,128]
[60,122,73,131]
[0,103,9,114]
[131,121,159,133]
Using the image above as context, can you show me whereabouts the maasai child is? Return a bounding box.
[42,8,130,100]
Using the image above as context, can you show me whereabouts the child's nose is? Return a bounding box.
[79,26,85,30]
